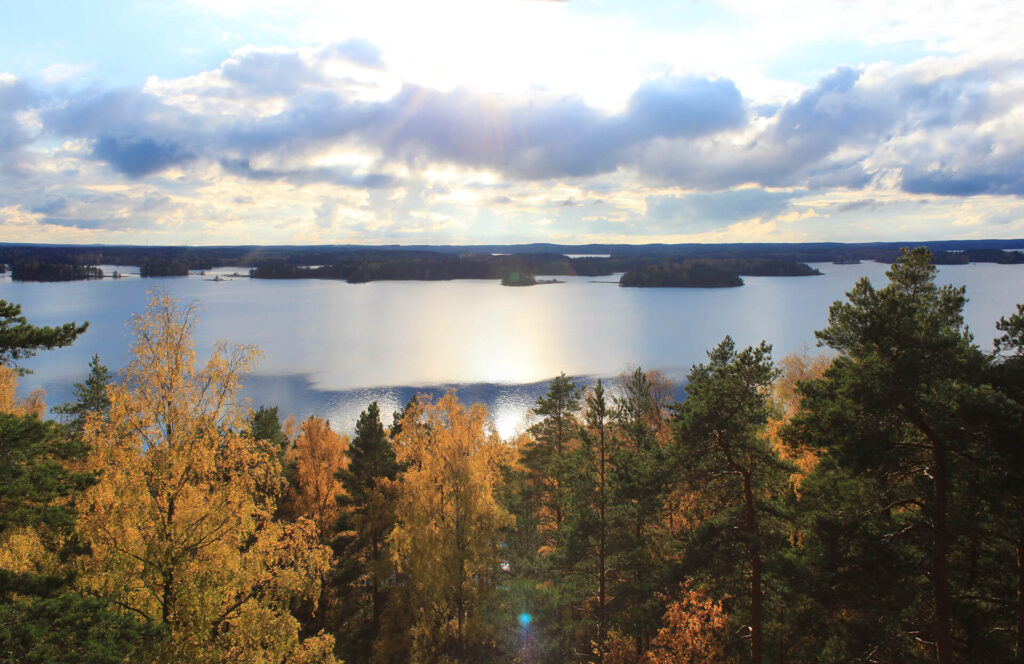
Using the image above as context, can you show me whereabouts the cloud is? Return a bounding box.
[321,39,386,70]
[92,136,195,178]
[638,57,1024,194]
[625,76,745,140]
[219,158,398,188]
[902,164,1024,196]
[645,188,801,231]
[0,78,44,171]
[221,50,325,95]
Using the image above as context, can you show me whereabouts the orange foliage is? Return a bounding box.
[0,365,47,418]
[604,630,642,664]
[646,585,735,664]
[288,415,350,536]
[768,351,831,493]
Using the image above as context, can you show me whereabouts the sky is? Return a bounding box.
[1,0,1023,245]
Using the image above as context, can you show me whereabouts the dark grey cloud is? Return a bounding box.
[646,188,801,231]
[93,135,195,178]
[902,164,1024,196]
[219,158,398,188]
[832,198,883,213]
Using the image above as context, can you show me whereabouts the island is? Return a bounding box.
[619,258,820,288]
[10,261,103,282]
[500,272,562,286]
[139,259,192,277]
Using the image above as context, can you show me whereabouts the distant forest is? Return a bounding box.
[3,248,1024,663]
[2,239,1023,286]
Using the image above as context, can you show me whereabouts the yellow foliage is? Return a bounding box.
[288,415,350,536]
[283,412,301,442]
[0,526,60,576]
[76,294,337,664]
[0,365,47,418]
[388,391,515,661]
[646,585,735,664]
[768,351,831,493]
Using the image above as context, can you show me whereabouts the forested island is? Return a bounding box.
[619,258,821,287]
[9,261,103,282]
[1,239,1022,284]
[3,247,1024,663]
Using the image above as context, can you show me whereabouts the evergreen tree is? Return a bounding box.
[333,402,401,663]
[52,354,112,434]
[607,368,673,658]
[787,247,1013,663]
[0,300,87,373]
[510,374,585,662]
[671,338,788,664]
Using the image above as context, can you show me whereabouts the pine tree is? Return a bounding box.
[52,354,112,434]
[671,338,788,664]
[333,402,401,663]
[787,247,1014,663]
[0,324,141,663]
[0,300,87,373]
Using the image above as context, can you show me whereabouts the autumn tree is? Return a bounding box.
[671,337,789,664]
[76,294,336,664]
[387,391,514,663]
[286,416,350,537]
[646,584,735,664]
[767,352,830,493]
[333,402,402,664]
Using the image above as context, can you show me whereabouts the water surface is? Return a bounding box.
[4,262,1022,437]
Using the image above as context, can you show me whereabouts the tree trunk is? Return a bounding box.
[598,421,607,663]
[931,437,954,664]
[743,468,763,664]
[1016,500,1024,664]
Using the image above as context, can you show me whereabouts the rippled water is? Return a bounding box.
[5,261,1023,438]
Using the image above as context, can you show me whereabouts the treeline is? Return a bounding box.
[249,252,620,282]
[618,258,822,287]
[2,248,1024,663]
[138,258,190,277]
[10,261,103,282]
[620,260,744,287]
[250,254,820,287]
[3,240,1024,283]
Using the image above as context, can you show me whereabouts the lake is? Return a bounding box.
[4,261,1023,438]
